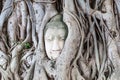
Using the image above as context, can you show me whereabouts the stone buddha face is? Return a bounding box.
[44,15,68,60]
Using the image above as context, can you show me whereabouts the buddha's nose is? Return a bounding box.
[52,38,60,51]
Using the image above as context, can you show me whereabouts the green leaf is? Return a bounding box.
[24,42,31,49]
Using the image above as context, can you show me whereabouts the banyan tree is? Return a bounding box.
[0,0,120,80]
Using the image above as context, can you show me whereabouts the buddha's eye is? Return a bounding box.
[59,36,65,41]
[46,36,53,41]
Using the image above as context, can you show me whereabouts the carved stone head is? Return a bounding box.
[44,14,68,60]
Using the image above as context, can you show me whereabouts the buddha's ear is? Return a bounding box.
[50,14,63,22]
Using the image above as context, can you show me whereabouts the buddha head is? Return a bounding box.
[44,15,68,60]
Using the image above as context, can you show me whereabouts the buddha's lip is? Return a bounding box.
[50,51,61,54]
